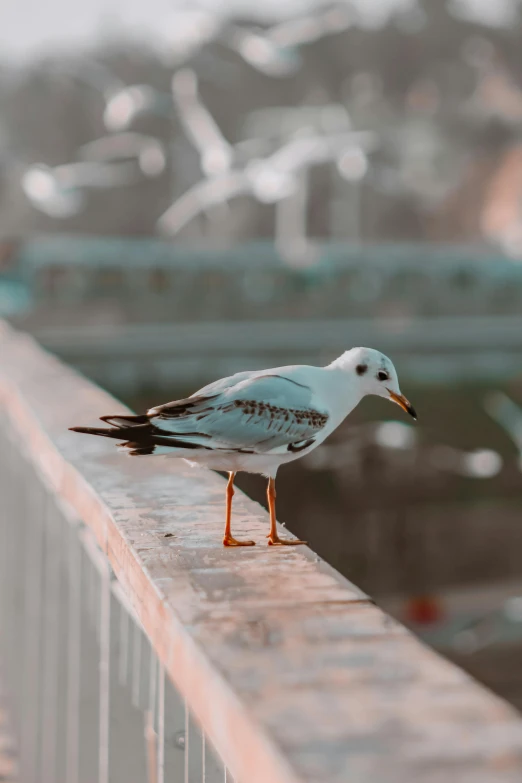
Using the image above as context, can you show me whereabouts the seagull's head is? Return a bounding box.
[333,347,417,420]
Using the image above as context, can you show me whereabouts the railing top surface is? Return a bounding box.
[1,321,522,783]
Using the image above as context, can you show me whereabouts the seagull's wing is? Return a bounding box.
[194,369,261,396]
[148,372,329,453]
[156,172,247,235]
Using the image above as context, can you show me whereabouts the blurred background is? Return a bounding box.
[2,0,522,708]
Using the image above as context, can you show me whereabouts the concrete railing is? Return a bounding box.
[1,320,522,782]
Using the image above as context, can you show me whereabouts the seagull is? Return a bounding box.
[70,348,416,547]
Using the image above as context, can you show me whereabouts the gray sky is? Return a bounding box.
[1,0,515,62]
[1,0,325,61]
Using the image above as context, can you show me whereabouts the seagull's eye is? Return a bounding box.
[377,371,389,382]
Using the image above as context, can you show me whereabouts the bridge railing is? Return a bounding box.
[1,320,522,783]
[8,236,522,321]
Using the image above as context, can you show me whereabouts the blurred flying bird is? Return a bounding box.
[157,130,376,235]
[171,69,234,176]
[104,85,174,131]
[22,160,140,218]
[161,1,350,75]
[79,133,167,177]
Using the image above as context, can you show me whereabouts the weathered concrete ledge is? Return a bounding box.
[1,321,522,783]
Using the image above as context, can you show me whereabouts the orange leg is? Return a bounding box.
[223,472,255,547]
[266,477,307,546]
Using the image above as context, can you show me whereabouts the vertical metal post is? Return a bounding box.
[146,651,158,783]
[87,557,94,624]
[11,450,28,740]
[66,519,82,783]
[157,663,165,783]
[98,560,111,783]
[20,482,45,783]
[0,431,8,641]
[41,496,61,783]
[0,431,13,660]
[184,701,190,783]
[132,622,142,708]
[202,733,206,783]
[148,649,157,729]
[0,430,14,729]
[88,556,98,631]
[119,601,129,687]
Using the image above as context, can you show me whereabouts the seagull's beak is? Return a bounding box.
[388,389,417,420]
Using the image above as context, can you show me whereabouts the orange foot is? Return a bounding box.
[267,535,307,546]
[223,535,256,547]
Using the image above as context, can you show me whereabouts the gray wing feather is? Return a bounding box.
[149,374,328,452]
[194,369,259,396]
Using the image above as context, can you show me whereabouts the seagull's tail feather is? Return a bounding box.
[69,422,206,456]
[69,423,157,456]
[70,412,152,441]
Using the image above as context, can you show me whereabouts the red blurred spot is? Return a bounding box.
[406,596,443,625]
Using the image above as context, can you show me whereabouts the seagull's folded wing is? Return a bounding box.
[149,373,329,453]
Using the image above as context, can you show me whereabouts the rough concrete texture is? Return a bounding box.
[1,321,522,783]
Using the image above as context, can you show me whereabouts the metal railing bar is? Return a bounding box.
[184,700,189,783]
[144,646,158,782]
[148,647,157,728]
[157,663,165,783]
[41,495,61,783]
[145,709,158,783]
[20,483,46,783]
[118,600,130,688]
[132,622,142,709]
[0,432,16,683]
[202,732,206,783]
[87,553,97,628]
[66,519,81,783]
[98,559,111,783]
[9,448,29,742]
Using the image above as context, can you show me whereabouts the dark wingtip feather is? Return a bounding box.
[69,425,118,438]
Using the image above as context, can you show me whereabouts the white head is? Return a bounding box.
[330,347,417,419]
